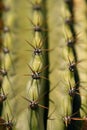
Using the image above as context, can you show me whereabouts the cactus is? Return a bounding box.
[0,0,87,130]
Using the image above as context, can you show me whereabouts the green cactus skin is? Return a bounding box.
[10,0,49,130]
[74,0,87,129]
[0,1,87,130]
[0,0,3,116]
[46,0,74,130]
[0,0,14,116]
[25,0,49,130]
[0,1,17,130]
[46,0,87,130]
